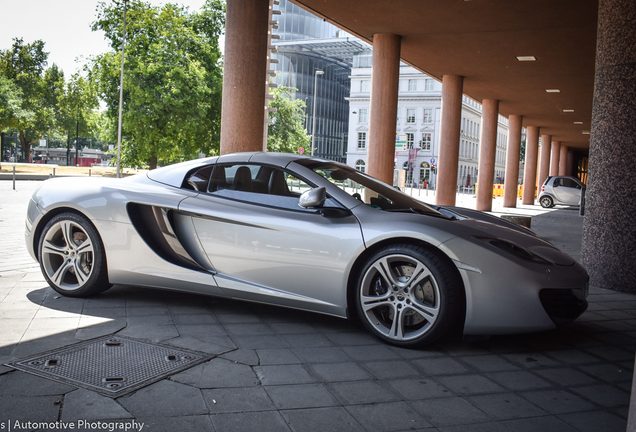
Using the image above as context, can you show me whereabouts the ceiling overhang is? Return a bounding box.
[291,0,598,149]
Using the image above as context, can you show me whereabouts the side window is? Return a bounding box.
[183,165,213,191]
[207,164,334,212]
[562,178,580,189]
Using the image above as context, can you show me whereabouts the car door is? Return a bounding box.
[554,177,582,205]
[178,163,365,316]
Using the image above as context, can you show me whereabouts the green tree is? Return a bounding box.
[0,38,56,160]
[57,73,99,163]
[0,75,32,131]
[90,0,224,169]
[267,86,311,153]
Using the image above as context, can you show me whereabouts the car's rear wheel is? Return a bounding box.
[39,212,111,297]
[540,196,554,208]
[356,244,463,347]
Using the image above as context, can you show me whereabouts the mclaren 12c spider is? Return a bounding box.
[25,152,589,347]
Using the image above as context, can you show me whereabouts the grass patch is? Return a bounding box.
[0,163,145,177]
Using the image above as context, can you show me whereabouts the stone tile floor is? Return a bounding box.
[1,180,634,431]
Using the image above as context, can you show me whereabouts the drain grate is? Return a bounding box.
[5,335,213,397]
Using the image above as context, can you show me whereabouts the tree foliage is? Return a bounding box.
[0,75,31,131]
[90,0,225,169]
[267,86,310,154]
[57,73,100,145]
[0,38,56,157]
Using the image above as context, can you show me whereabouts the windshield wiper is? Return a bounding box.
[385,207,454,220]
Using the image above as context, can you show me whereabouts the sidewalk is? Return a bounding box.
[1,180,633,432]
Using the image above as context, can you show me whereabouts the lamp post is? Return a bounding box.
[311,70,324,156]
[116,0,129,178]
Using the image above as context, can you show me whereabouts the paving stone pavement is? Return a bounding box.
[0,180,634,432]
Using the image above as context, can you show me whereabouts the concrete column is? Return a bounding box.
[522,126,539,205]
[503,115,522,208]
[566,150,575,177]
[367,33,401,185]
[559,145,568,176]
[550,141,561,176]
[220,0,270,155]
[537,134,551,190]
[476,99,500,211]
[436,75,464,206]
[582,0,636,293]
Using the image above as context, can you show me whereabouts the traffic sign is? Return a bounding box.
[298,147,304,154]
[430,158,436,164]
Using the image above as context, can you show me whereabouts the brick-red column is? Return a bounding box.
[522,126,539,204]
[537,134,552,190]
[220,0,269,155]
[550,141,561,176]
[503,115,522,208]
[476,99,499,211]
[436,75,464,206]
[559,145,568,175]
[367,33,401,185]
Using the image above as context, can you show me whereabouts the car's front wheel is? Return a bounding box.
[356,244,463,347]
[540,196,554,208]
[39,212,111,297]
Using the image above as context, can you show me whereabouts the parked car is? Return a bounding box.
[25,152,588,347]
[539,176,585,208]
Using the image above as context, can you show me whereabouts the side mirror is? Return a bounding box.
[299,187,326,208]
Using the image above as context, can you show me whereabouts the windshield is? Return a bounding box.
[296,160,446,218]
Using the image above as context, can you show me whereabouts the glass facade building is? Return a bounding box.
[270,0,368,162]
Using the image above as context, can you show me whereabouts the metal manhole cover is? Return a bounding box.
[5,335,213,397]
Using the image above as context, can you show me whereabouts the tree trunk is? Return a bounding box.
[18,131,31,163]
[149,154,158,170]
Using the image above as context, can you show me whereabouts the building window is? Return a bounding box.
[360,80,369,93]
[408,79,417,91]
[355,159,366,173]
[425,79,434,91]
[423,109,433,124]
[420,162,430,184]
[406,133,414,149]
[407,109,416,124]
[359,109,368,123]
[357,132,366,149]
[421,133,431,150]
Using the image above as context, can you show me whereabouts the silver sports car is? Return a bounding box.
[25,152,588,347]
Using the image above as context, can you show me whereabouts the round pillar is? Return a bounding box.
[367,33,401,185]
[476,99,499,211]
[503,115,522,207]
[559,145,568,176]
[522,126,539,205]
[220,0,270,155]
[582,0,636,292]
[436,75,464,206]
[537,134,551,190]
[550,141,561,176]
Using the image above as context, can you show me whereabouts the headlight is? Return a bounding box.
[473,237,551,264]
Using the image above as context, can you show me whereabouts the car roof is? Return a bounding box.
[145,152,334,188]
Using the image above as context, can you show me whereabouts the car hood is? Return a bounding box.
[448,217,575,266]
[435,205,537,237]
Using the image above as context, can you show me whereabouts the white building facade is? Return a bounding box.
[346,57,510,190]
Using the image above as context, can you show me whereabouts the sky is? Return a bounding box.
[0,0,211,78]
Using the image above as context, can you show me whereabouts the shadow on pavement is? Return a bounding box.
[0,278,633,431]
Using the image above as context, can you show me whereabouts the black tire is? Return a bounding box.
[38,212,111,297]
[355,244,463,348]
[540,196,554,208]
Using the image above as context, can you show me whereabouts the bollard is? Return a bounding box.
[89,169,92,177]
[13,165,16,190]
[53,167,56,177]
